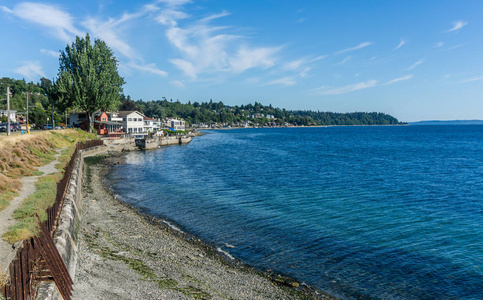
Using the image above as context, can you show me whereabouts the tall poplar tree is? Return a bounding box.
[55,34,125,132]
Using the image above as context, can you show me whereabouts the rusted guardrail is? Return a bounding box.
[1,139,104,299]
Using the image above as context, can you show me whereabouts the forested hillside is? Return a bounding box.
[121,98,403,126]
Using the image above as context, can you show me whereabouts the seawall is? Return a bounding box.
[36,145,106,300]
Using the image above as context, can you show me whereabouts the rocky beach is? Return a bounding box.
[72,153,329,300]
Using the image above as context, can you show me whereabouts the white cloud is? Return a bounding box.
[282,56,325,72]
[407,59,424,70]
[128,62,168,76]
[384,74,413,85]
[335,42,373,55]
[82,17,137,59]
[170,59,198,78]
[229,47,280,73]
[2,2,81,42]
[458,76,483,84]
[435,42,445,48]
[314,80,377,95]
[160,10,282,78]
[446,20,468,32]
[265,77,296,86]
[394,39,406,50]
[170,80,185,87]
[300,67,311,78]
[155,9,189,26]
[201,11,230,23]
[40,49,59,58]
[14,62,46,80]
[339,56,351,65]
[295,18,305,23]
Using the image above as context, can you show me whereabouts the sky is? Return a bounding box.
[1,0,482,122]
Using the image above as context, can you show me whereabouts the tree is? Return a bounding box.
[55,34,125,132]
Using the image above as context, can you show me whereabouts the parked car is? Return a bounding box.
[1,123,17,132]
[43,124,54,130]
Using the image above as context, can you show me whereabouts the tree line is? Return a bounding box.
[120,98,404,126]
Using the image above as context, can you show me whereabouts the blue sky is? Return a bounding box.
[1,0,482,122]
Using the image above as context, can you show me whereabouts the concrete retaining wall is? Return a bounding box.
[36,145,106,300]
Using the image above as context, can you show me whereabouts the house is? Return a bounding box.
[166,118,186,131]
[0,110,17,122]
[69,112,88,127]
[117,111,147,137]
[143,116,162,134]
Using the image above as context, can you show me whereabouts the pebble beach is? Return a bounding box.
[72,154,329,299]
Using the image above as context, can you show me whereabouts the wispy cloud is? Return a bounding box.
[82,16,139,59]
[40,49,59,58]
[2,2,81,43]
[384,74,413,85]
[407,59,424,70]
[314,80,377,95]
[14,62,46,80]
[446,20,468,33]
[157,6,282,79]
[435,42,445,48]
[170,80,186,87]
[282,55,325,71]
[335,42,373,55]
[394,39,406,50]
[127,62,168,76]
[339,56,351,65]
[437,43,466,52]
[295,18,305,23]
[458,76,483,84]
[265,77,296,86]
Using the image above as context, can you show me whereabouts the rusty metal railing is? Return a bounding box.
[1,139,104,299]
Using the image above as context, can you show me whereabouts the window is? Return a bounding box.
[102,117,106,121]
[123,118,126,121]
[128,118,132,121]
[128,128,132,133]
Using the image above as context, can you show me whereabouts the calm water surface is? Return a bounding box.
[106,126,483,299]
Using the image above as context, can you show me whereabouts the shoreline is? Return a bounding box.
[72,153,335,299]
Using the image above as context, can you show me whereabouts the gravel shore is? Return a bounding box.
[72,155,329,299]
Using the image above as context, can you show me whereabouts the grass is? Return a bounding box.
[0,265,8,292]
[3,172,63,243]
[1,129,100,242]
[0,129,96,213]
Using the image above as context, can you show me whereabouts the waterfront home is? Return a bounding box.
[143,116,162,134]
[166,118,186,131]
[0,110,17,122]
[117,111,147,137]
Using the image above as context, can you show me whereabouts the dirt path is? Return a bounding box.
[0,148,65,272]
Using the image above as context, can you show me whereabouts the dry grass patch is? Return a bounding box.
[0,129,97,213]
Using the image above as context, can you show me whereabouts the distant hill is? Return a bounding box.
[409,120,483,125]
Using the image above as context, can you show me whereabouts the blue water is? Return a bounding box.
[105,126,483,299]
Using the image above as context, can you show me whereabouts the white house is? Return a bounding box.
[0,110,17,122]
[117,111,146,137]
[143,116,162,133]
[166,118,186,131]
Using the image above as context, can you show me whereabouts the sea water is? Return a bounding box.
[105,126,483,299]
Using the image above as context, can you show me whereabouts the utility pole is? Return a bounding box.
[51,105,54,129]
[7,87,10,136]
[26,92,30,133]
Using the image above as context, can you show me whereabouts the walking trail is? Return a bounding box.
[0,148,64,272]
